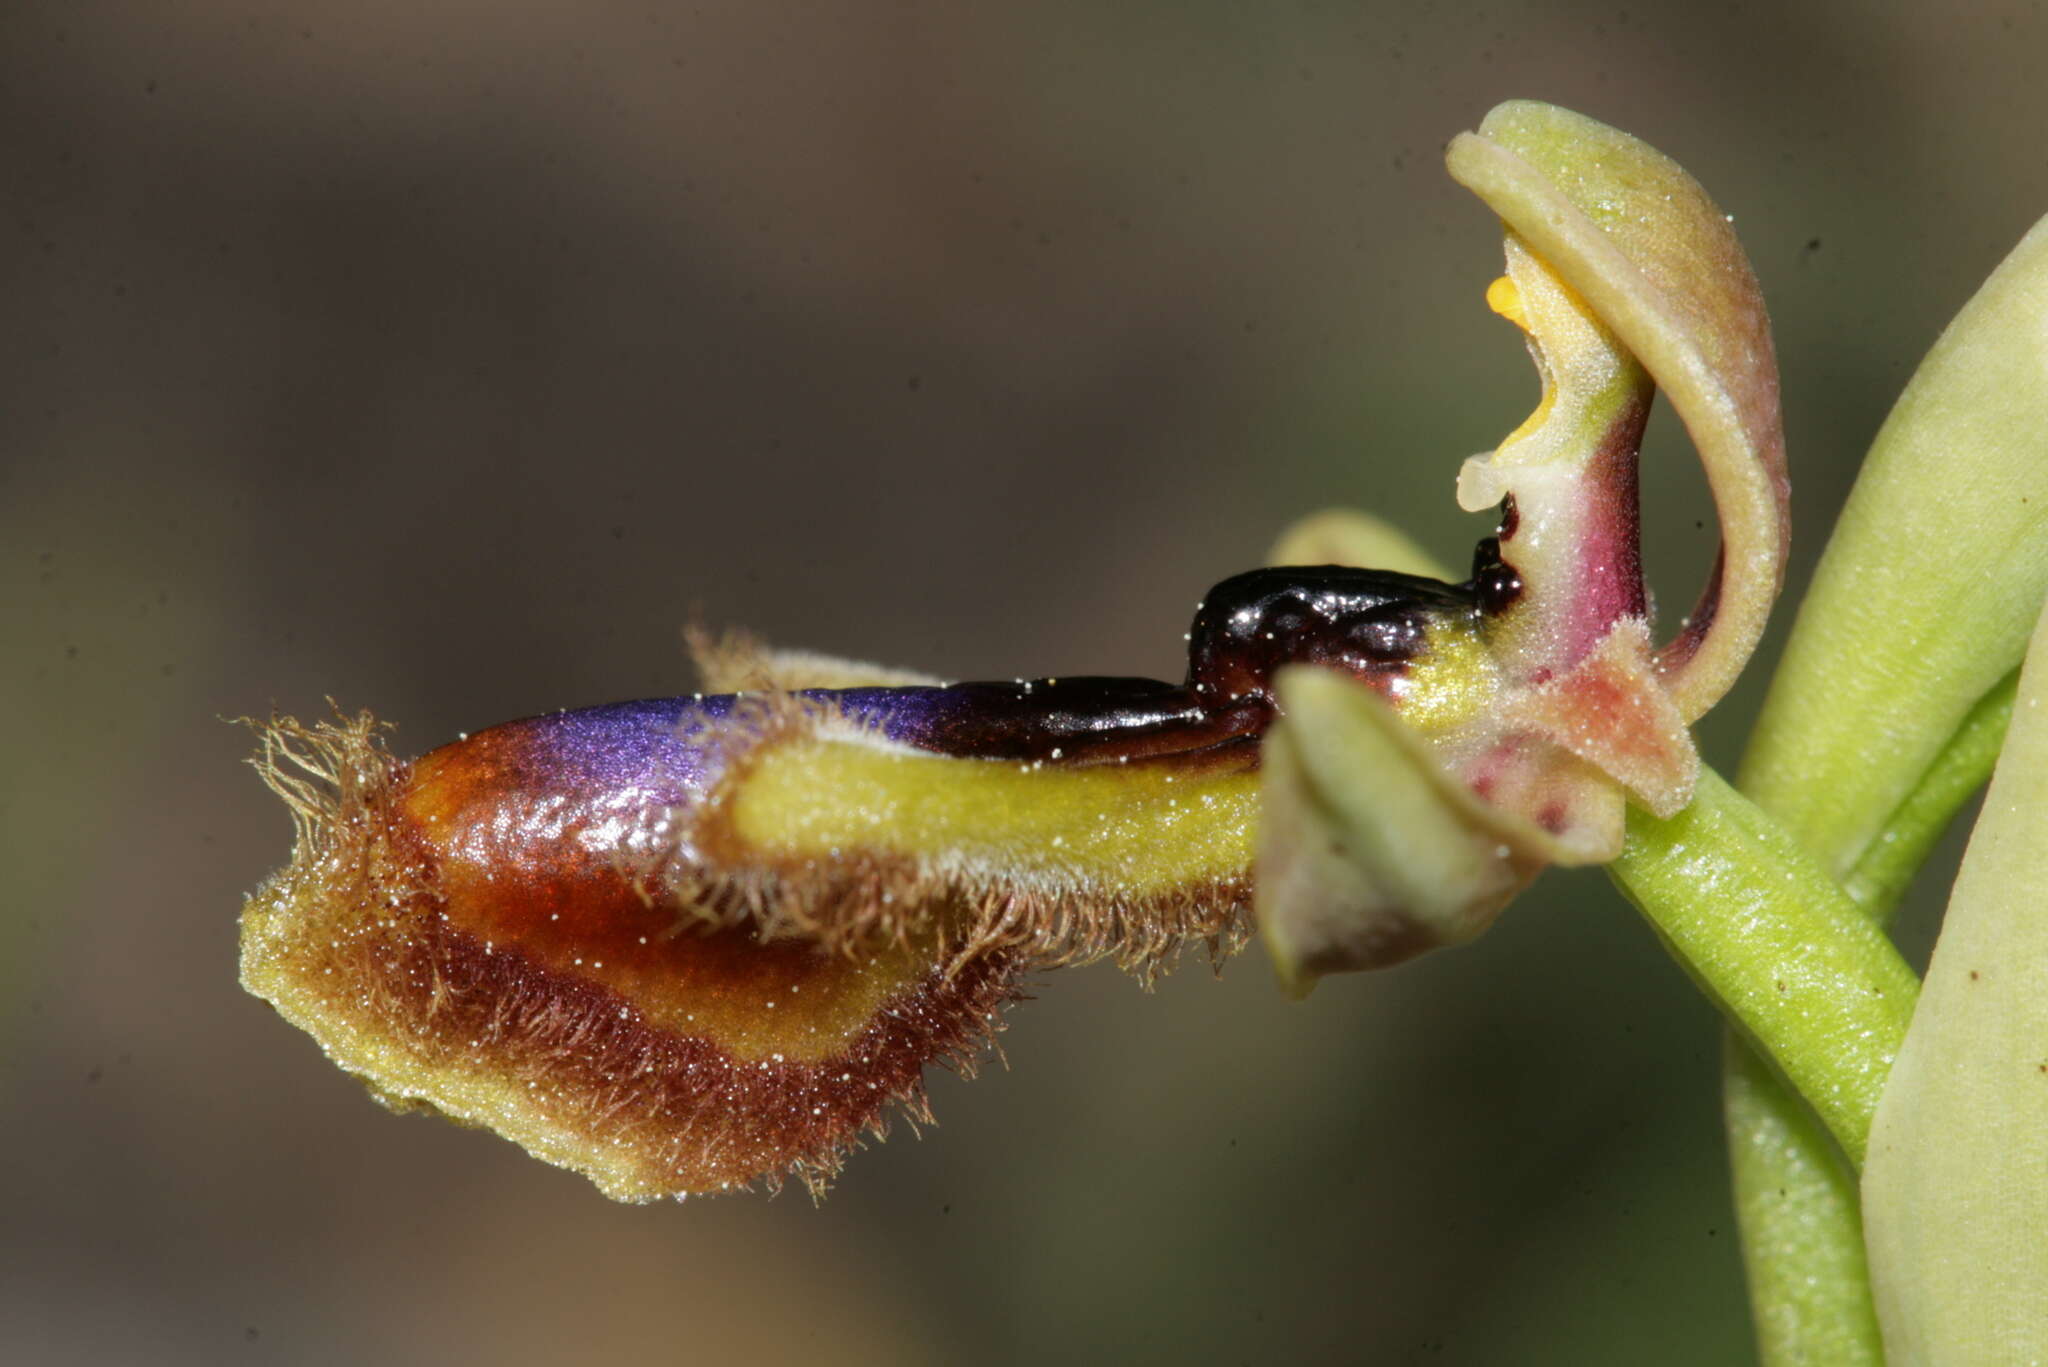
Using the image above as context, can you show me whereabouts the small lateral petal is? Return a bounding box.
[1256,666,1569,993]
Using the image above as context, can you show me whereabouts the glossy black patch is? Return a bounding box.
[1186,565,1477,706]
[892,564,1479,766]
[1470,537,1524,616]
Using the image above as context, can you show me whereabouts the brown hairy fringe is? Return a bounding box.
[239,707,422,916]
[341,905,1023,1200]
[239,707,1024,1199]
[644,690,1254,987]
[685,623,783,694]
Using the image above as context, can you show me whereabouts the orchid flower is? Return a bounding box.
[240,97,2048,1364]
[240,102,1785,1201]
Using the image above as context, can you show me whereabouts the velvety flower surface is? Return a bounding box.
[243,700,1024,1199]
[244,565,1487,1196]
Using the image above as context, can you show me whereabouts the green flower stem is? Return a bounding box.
[1606,768,1920,1168]
[1720,1074,1878,1367]
[1722,1038,1885,1364]
[1713,672,2021,1364]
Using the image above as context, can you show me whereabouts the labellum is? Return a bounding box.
[242,566,1500,1198]
[240,100,1786,1198]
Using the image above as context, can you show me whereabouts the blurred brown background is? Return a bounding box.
[5,2,2042,1363]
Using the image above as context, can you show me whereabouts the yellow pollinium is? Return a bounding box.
[1487,274,1556,451]
[731,735,1260,894]
[1467,244,1643,497]
[1485,273,1527,327]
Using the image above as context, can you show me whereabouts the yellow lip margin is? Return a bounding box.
[731,732,1260,892]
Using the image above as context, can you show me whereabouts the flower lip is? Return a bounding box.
[238,563,1502,1195]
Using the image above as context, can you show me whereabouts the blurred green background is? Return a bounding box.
[4,3,2041,1363]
